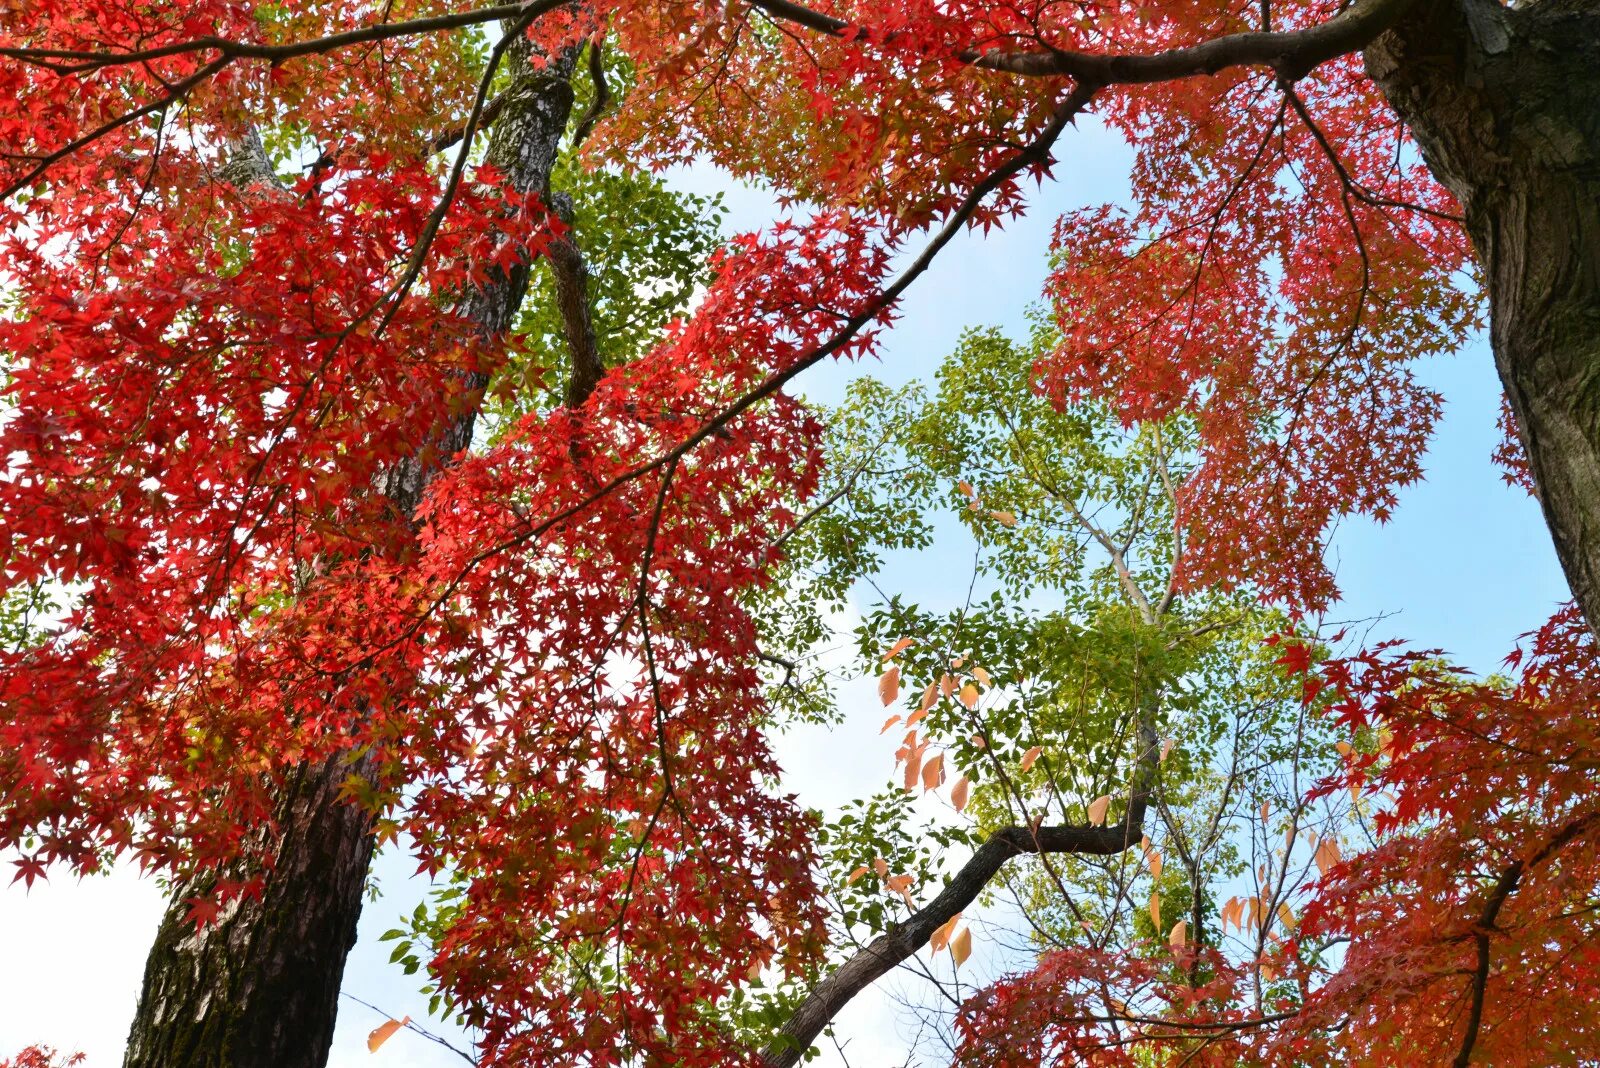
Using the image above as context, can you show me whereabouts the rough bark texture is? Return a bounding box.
[123,35,579,1068]
[1366,0,1600,631]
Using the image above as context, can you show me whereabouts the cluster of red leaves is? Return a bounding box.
[1040,50,1477,609]
[3,3,917,1060]
[0,148,549,877]
[600,0,1064,228]
[0,1048,84,1068]
[1291,605,1600,1064]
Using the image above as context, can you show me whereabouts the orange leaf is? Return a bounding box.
[1160,737,1175,763]
[367,1017,411,1053]
[957,480,975,498]
[904,747,925,791]
[1146,849,1162,882]
[879,714,902,735]
[1149,892,1161,931]
[951,925,973,967]
[989,509,1017,526]
[1019,745,1042,773]
[1087,795,1111,826]
[846,865,868,884]
[918,682,938,712]
[951,776,970,812]
[1335,740,1353,758]
[972,665,992,687]
[882,637,915,661]
[930,911,963,952]
[921,752,945,791]
[958,682,979,709]
[873,857,889,877]
[1169,920,1188,949]
[940,674,957,698]
[905,707,928,728]
[878,665,901,706]
[970,733,987,749]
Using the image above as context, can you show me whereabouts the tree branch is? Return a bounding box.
[761,822,1142,1068]
[748,0,1419,84]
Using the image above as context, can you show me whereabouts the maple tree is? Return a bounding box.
[1,0,1599,1066]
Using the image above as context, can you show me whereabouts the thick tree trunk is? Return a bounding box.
[1366,0,1600,631]
[123,35,579,1068]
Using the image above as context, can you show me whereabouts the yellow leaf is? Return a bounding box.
[879,714,902,735]
[878,665,901,707]
[921,752,945,792]
[846,865,868,884]
[1087,795,1111,827]
[951,925,973,967]
[990,509,1017,527]
[367,1017,410,1053]
[958,682,979,709]
[930,912,963,953]
[1019,745,1043,773]
[882,637,915,661]
[951,775,971,812]
[1149,892,1161,931]
[1169,920,1188,949]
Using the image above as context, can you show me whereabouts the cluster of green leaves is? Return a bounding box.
[763,318,1344,976]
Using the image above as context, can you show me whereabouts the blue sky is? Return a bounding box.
[0,113,1570,1066]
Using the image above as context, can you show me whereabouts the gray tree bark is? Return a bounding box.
[1366,0,1600,632]
[123,34,579,1068]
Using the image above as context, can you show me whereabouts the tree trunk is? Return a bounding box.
[1366,0,1600,631]
[123,35,579,1068]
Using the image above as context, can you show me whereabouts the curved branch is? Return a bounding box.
[761,822,1141,1068]
[749,0,1418,84]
